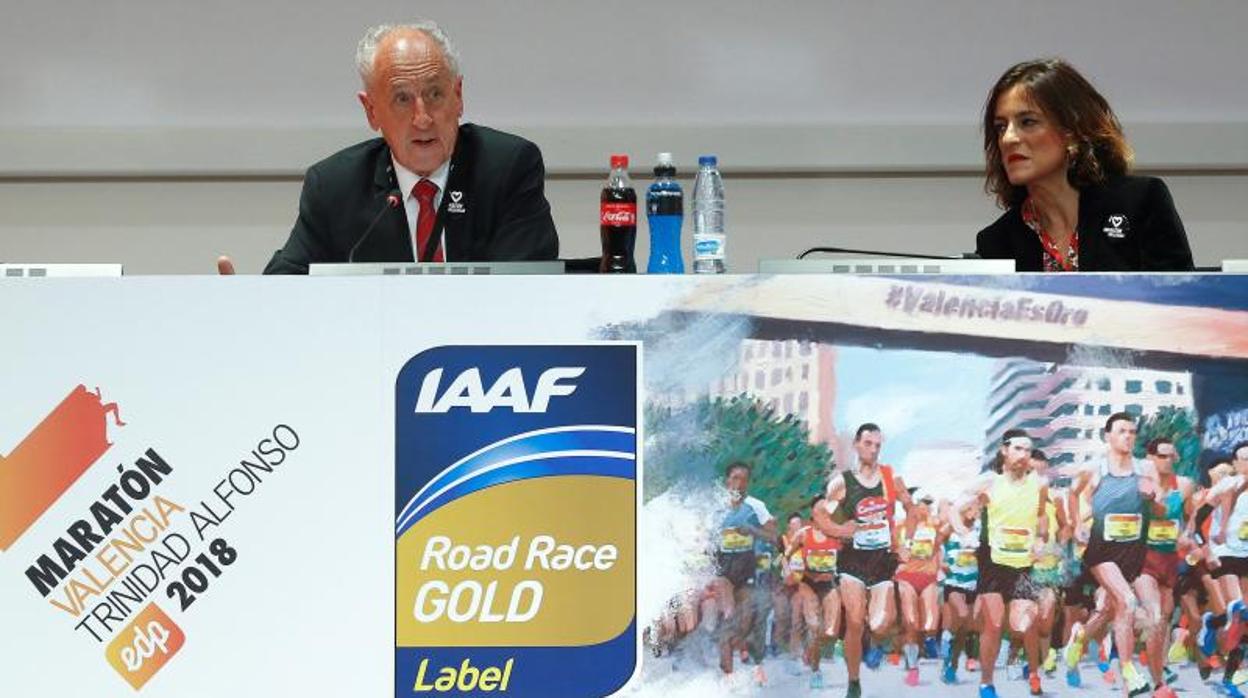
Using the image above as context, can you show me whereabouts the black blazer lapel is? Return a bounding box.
[1076,184,1106,271]
[356,146,413,263]
[438,125,477,262]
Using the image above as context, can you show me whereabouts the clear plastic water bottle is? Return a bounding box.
[692,155,726,273]
[646,152,684,274]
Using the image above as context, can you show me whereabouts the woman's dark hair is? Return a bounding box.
[983,58,1133,209]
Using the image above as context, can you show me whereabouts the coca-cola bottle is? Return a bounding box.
[599,154,637,273]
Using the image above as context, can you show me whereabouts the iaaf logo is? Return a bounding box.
[0,385,125,551]
[414,367,584,414]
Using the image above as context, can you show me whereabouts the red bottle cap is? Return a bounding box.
[610,154,629,169]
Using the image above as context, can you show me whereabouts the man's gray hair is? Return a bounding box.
[355,21,461,85]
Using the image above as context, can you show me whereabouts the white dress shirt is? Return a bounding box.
[391,156,451,261]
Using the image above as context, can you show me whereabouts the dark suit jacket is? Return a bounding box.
[264,123,558,274]
[975,175,1195,272]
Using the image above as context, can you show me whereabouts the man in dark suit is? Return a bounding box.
[258,21,558,274]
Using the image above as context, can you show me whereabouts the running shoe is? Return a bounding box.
[1235,668,1248,686]
[845,679,862,698]
[1201,611,1221,657]
[1221,679,1247,698]
[1152,687,1177,698]
[905,667,920,686]
[1121,660,1151,697]
[1029,672,1042,696]
[752,663,766,687]
[1099,634,1117,670]
[1167,639,1190,665]
[809,670,824,690]
[966,657,980,672]
[1065,665,1082,688]
[978,685,999,698]
[941,658,957,685]
[1043,647,1057,674]
[1230,600,1247,651]
[940,631,953,660]
[1101,666,1117,687]
[924,636,940,659]
[864,645,884,670]
[1063,622,1086,670]
[1163,665,1179,685]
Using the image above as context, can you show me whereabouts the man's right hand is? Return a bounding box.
[217,255,236,275]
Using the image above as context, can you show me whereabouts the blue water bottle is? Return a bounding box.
[646,152,684,274]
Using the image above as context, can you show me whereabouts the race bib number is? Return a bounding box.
[806,550,837,574]
[1103,513,1142,542]
[1035,553,1061,572]
[909,528,936,559]
[854,521,891,550]
[1147,519,1179,544]
[721,529,754,553]
[954,549,978,569]
[755,552,772,572]
[992,526,1033,566]
[998,526,1031,552]
[787,555,806,574]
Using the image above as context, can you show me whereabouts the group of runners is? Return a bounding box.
[647,415,1248,698]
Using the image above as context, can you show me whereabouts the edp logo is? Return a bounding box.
[121,620,173,672]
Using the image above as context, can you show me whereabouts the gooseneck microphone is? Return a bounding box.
[348,190,403,263]
[798,246,981,260]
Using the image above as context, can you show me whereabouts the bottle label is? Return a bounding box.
[600,202,636,226]
[693,233,725,260]
[647,189,683,216]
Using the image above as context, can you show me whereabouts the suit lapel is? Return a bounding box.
[439,124,475,262]
[1076,185,1104,270]
[361,144,413,263]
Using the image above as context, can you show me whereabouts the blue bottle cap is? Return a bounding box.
[698,155,718,167]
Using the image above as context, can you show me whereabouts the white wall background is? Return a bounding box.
[1,0,1245,273]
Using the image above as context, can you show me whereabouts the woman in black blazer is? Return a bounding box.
[975,59,1195,272]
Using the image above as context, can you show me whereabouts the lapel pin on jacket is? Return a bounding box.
[1103,213,1129,239]
[447,190,466,214]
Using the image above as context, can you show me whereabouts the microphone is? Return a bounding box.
[348,190,402,263]
[798,246,981,260]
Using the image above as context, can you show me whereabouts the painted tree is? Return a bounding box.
[645,394,835,519]
[1135,405,1202,480]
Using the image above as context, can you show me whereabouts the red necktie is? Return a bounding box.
[413,179,443,262]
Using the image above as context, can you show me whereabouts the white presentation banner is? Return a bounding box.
[3,274,1248,697]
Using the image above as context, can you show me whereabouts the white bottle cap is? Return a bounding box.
[656,152,674,167]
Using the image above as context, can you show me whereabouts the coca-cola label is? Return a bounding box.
[600,202,637,227]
